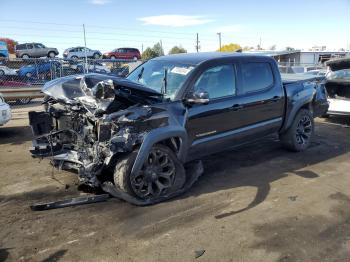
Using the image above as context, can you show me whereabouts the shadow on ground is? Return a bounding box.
[0,125,32,145]
[42,249,67,262]
[251,192,350,262]
[1,120,349,240]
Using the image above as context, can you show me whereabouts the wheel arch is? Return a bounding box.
[130,126,188,176]
[281,98,314,133]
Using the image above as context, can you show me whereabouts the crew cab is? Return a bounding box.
[28,53,328,204]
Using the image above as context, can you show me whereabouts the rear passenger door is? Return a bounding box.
[236,61,284,138]
[26,44,34,57]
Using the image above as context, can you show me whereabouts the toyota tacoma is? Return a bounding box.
[28,53,329,204]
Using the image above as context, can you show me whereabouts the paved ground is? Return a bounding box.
[0,105,350,262]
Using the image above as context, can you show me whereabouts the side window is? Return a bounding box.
[27,44,34,49]
[193,65,236,99]
[241,62,274,94]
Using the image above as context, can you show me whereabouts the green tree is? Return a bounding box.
[217,43,242,52]
[141,47,158,61]
[153,42,164,56]
[168,46,187,55]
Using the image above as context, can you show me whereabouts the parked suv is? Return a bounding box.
[103,48,141,60]
[63,47,101,60]
[15,43,59,59]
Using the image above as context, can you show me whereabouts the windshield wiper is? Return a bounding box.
[161,68,168,95]
[137,67,144,82]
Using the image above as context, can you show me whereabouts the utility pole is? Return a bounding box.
[141,43,144,53]
[259,37,262,50]
[217,32,222,51]
[195,33,200,52]
[160,40,163,55]
[83,24,88,73]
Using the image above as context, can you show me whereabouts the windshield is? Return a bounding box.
[127,60,195,100]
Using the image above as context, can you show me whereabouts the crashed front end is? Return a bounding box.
[29,74,165,188]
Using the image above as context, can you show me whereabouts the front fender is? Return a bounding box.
[130,126,188,176]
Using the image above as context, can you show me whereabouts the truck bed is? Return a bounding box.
[281,73,323,85]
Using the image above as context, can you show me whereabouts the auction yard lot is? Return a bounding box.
[0,105,350,262]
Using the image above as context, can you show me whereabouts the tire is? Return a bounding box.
[280,109,314,152]
[22,54,30,59]
[48,51,55,58]
[110,55,116,60]
[93,53,100,59]
[133,56,138,61]
[114,144,185,201]
[0,70,5,76]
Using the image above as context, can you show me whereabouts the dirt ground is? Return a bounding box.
[0,105,350,262]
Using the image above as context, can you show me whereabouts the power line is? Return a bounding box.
[0,19,223,41]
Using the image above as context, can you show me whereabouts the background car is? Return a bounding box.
[0,41,9,59]
[103,48,141,60]
[0,65,18,76]
[63,47,102,60]
[71,62,110,74]
[15,43,59,58]
[18,60,61,78]
[0,93,11,126]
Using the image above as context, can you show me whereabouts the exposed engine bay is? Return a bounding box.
[29,74,202,204]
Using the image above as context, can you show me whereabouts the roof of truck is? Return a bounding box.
[152,52,274,65]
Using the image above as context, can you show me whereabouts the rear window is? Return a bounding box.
[241,62,274,93]
[16,44,25,50]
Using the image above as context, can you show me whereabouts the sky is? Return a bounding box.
[0,0,349,56]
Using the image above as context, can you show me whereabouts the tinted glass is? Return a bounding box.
[241,62,273,93]
[27,44,34,49]
[16,44,24,50]
[34,43,45,48]
[194,65,236,99]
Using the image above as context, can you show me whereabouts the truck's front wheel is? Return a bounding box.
[113,144,185,201]
[280,109,314,152]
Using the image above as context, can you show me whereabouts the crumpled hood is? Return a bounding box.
[326,58,350,71]
[42,73,162,103]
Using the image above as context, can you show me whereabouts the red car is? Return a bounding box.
[103,48,141,60]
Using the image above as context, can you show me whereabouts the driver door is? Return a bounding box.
[186,64,244,160]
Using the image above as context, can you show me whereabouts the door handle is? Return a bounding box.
[270,96,281,102]
[231,104,243,111]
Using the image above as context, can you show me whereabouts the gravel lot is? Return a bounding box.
[0,105,350,262]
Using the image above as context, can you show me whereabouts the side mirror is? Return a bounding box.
[186,90,210,105]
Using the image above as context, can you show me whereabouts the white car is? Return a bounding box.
[63,47,102,60]
[0,94,11,126]
[70,62,111,74]
[325,58,350,116]
[0,65,18,76]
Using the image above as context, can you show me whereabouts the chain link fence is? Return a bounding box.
[0,57,141,106]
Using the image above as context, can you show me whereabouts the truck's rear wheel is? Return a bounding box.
[280,109,314,152]
[114,144,185,201]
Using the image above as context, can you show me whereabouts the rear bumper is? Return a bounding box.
[0,104,11,126]
[327,98,350,116]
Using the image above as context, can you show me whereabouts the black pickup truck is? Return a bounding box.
[29,53,328,204]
